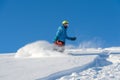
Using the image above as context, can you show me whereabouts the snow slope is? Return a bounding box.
[0,53,97,80]
[0,40,120,80]
[57,54,120,80]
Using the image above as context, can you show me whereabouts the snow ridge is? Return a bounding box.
[37,52,112,80]
[57,53,120,80]
[38,58,95,80]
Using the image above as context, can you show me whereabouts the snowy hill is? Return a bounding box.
[0,40,120,80]
[57,54,120,80]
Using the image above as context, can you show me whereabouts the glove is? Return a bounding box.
[70,37,77,41]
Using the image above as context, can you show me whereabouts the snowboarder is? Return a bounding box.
[53,20,76,52]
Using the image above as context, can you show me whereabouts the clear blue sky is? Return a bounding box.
[0,0,120,53]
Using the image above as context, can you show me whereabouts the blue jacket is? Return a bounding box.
[54,26,72,43]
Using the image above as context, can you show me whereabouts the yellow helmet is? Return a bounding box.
[62,20,69,25]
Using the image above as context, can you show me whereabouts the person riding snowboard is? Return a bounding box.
[54,20,76,52]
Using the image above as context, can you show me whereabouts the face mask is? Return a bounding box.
[63,24,68,28]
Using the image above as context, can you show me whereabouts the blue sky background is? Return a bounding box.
[0,0,120,53]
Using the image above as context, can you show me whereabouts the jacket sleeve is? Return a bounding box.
[66,36,76,41]
[54,27,62,42]
[66,33,76,41]
[66,36,72,40]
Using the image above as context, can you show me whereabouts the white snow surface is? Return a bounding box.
[15,41,120,58]
[0,40,120,80]
[15,40,67,58]
[57,54,120,80]
[0,53,96,80]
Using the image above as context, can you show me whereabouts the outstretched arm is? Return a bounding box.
[66,36,76,41]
